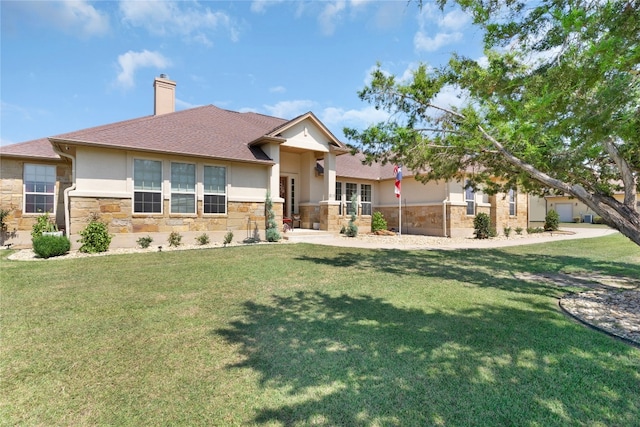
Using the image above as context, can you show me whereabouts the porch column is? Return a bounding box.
[262,142,281,202]
[322,152,337,201]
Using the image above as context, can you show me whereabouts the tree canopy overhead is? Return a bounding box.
[345,0,640,245]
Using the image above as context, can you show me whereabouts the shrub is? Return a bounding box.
[339,225,346,234]
[32,234,71,258]
[527,226,544,234]
[473,212,491,239]
[265,191,281,242]
[137,235,153,249]
[196,233,210,245]
[78,219,112,253]
[515,227,524,235]
[371,211,387,233]
[0,208,9,232]
[223,231,233,246]
[544,209,560,231]
[31,212,57,238]
[503,226,512,238]
[344,194,358,237]
[593,216,605,224]
[573,216,582,223]
[168,231,182,247]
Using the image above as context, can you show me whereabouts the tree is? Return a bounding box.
[344,0,640,246]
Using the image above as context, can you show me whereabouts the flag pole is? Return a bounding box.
[398,195,402,236]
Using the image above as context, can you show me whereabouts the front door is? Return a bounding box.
[280,176,288,217]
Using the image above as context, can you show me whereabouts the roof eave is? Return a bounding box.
[49,137,275,166]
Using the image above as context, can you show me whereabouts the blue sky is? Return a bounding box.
[1,0,484,147]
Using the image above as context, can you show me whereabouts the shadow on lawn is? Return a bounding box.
[295,247,640,297]
[217,291,639,426]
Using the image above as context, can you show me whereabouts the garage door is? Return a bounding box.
[554,203,573,222]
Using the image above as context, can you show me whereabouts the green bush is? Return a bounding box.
[503,226,512,238]
[515,227,524,235]
[593,216,605,224]
[473,212,491,239]
[196,233,210,245]
[137,235,153,249]
[168,231,182,247]
[32,234,71,259]
[31,212,57,238]
[78,220,112,253]
[527,226,544,234]
[344,194,358,237]
[223,231,233,246]
[544,209,560,231]
[371,211,387,233]
[265,191,281,242]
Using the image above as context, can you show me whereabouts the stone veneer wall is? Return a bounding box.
[0,159,72,247]
[489,192,528,233]
[68,196,271,248]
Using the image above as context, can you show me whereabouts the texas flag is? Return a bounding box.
[393,165,402,198]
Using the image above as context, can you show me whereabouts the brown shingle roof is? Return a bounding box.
[0,138,60,160]
[51,105,288,164]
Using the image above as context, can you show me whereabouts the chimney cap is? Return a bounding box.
[159,73,168,79]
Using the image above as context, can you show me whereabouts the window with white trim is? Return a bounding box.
[171,162,196,214]
[465,181,475,215]
[346,183,358,215]
[361,184,372,216]
[508,188,517,216]
[24,164,56,213]
[134,159,162,213]
[335,181,343,215]
[203,165,226,214]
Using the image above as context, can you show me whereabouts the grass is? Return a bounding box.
[1,234,639,426]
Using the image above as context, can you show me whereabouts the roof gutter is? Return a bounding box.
[50,141,76,239]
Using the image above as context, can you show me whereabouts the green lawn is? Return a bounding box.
[1,234,639,426]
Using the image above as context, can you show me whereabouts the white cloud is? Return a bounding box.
[414,4,469,53]
[414,31,463,52]
[321,105,390,131]
[318,1,346,36]
[115,50,172,89]
[250,0,286,14]
[119,0,239,45]
[6,0,109,37]
[263,100,316,119]
[269,86,287,94]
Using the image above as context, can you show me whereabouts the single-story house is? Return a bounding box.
[1,76,528,248]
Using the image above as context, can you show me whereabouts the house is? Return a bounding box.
[529,192,640,225]
[0,76,528,248]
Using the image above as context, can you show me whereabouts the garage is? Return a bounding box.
[554,203,574,222]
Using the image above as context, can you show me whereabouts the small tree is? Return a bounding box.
[473,212,491,239]
[544,209,560,232]
[345,194,359,237]
[265,191,281,242]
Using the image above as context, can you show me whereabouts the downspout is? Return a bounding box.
[51,143,76,238]
[442,181,450,237]
[442,198,449,238]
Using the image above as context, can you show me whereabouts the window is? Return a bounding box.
[346,183,358,215]
[335,181,342,215]
[203,165,226,214]
[291,178,296,214]
[24,164,56,213]
[508,188,517,216]
[134,159,162,213]
[465,182,475,215]
[361,184,372,216]
[171,163,196,214]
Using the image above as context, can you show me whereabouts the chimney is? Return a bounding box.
[153,74,176,115]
